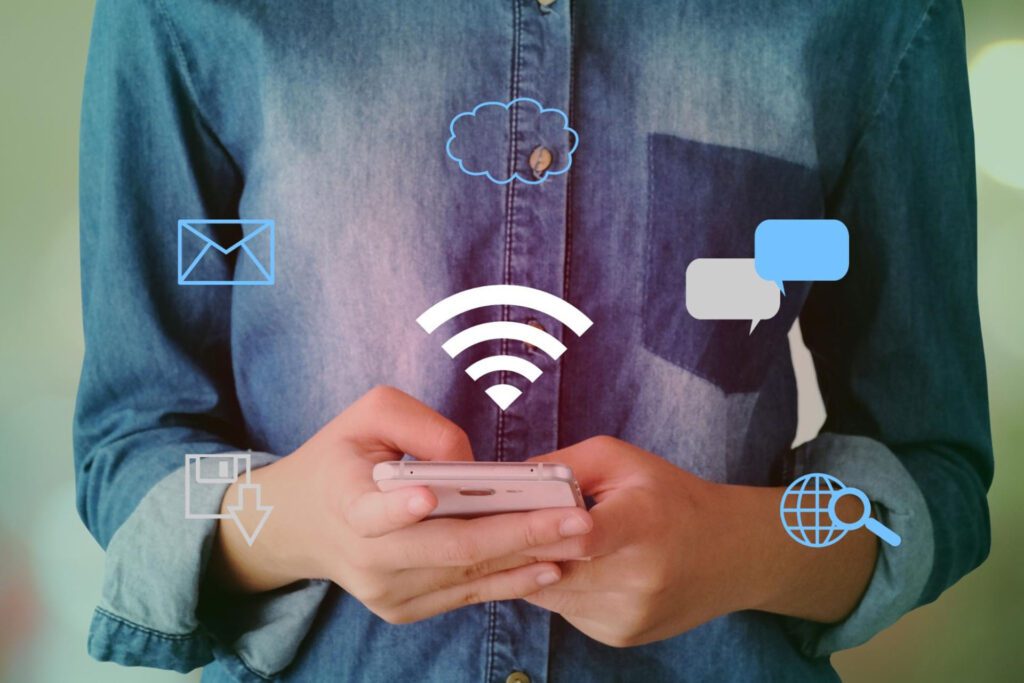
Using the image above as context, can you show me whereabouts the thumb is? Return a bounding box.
[340,385,474,463]
[528,436,630,494]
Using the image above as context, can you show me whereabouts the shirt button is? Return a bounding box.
[529,146,554,178]
[524,319,546,354]
[537,0,557,8]
[506,672,531,683]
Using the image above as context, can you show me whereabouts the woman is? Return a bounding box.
[75,0,991,680]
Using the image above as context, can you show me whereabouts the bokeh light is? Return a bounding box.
[969,40,1024,189]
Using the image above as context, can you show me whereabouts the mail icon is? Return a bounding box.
[177,219,275,285]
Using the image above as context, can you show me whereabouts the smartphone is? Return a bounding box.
[372,461,585,518]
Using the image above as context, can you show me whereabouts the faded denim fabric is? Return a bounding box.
[75,0,991,681]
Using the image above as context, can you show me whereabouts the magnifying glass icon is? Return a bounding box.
[827,486,902,547]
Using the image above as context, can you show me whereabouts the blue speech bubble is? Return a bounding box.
[754,219,849,294]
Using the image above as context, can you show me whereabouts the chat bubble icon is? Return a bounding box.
[685,258,781,333]
[754,219,849,293]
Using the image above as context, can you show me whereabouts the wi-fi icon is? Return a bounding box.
[417,285,593,410]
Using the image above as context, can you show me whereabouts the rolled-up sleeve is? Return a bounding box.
[87,454,329,679]
[75,0,326,676]
[787,0,992,655]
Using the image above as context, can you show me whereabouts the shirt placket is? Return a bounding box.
[489,1,573,683]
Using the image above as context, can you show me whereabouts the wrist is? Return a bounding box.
[729,485,797,613]
[208,457,307,593]
[700,482,782,615]
[720,483,878,622]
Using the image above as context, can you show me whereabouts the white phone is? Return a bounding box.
[373,461,585,518]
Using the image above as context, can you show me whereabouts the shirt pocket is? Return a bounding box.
[642,134,822,394]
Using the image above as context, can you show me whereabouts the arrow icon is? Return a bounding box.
[226,483,273,546]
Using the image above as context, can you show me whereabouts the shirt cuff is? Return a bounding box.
[784,433,935,656]
[88,451,329,678]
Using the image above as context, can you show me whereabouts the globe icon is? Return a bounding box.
[780,473,849,548]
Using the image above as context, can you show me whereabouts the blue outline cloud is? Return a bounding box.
[445,97,580,185]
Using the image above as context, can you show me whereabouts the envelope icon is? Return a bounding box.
[177,219,275,286]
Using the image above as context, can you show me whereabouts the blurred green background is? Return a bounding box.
[1,2,1021,681]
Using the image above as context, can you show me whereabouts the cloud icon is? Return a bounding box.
[446,98,579,185]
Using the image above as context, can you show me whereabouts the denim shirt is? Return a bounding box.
[75,0,992,681]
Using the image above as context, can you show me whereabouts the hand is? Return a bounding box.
[523,437,877,647]
[208,386,593,624]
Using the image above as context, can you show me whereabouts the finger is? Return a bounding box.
[386,554,535,603]
[523,536,595,562]
[385,506,593,569]
[543,557,607,590]
[343,385,474,463]
[394,562,563,623]
[522,587,597,618]
[345,485,437,538]
[328,387,472,527]
[584,496,634,557]
[526,489,635,561]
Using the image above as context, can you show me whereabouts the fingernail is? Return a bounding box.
[536,570,561,586]
[407,496,433,516]
[559,514,591,537]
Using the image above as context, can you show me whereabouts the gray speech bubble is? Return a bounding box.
[685,258,781,333]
